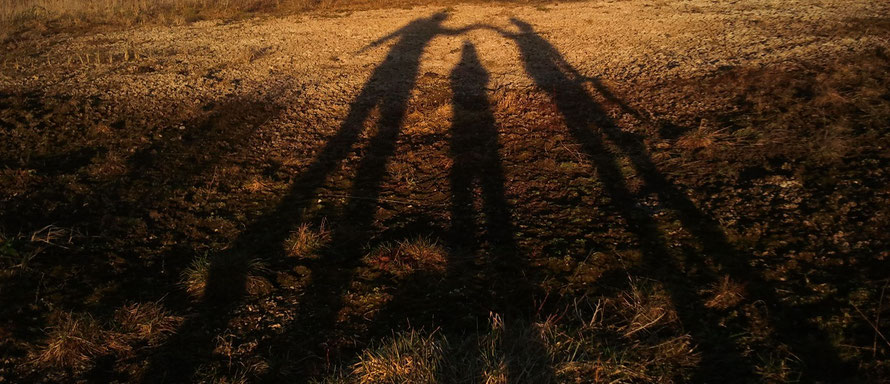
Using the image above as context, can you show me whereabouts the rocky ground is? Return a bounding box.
[2,0,890,382]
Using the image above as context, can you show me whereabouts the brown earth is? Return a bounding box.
[2,0,890,382]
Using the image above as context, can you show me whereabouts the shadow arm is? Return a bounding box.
[357,27,404,53]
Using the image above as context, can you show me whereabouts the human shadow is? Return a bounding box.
[0,93,280,376]
[449,41,529,318]
[143,12,472,382]
[352,40,555,383]
[493,18,851,381]
[443,40,554,383]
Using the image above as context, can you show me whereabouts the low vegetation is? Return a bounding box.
[0,0,547,36]
[30,303,182,375]
[364,237,448,278]
[317,280,696,383]
[182,253,273,299]
[285,222,330,259]
[2,0,306,29]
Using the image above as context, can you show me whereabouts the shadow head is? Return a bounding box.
[510,18,533,32]
[430,11,449,23]
[461,39,475,53]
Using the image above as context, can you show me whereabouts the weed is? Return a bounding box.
[704,276,746,310]
[114,301,182,345]
[285,222,330,259]
[33,313,107,370]
[351,330,445,384]
[317,279,697,383]
[181,253,272,299]
[365,237,447,278]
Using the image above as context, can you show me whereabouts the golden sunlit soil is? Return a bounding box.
[2,0,890,382]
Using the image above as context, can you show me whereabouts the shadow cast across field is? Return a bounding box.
[140,14,852,384]
[489,18,851,382]
[443,41,552,383]
[352,40,556,383]
[141,11,474,382]
[0,94,282,383]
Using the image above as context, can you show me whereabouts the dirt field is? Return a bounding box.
[2,0,890,382]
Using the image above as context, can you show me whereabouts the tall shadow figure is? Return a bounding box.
[361,41,555,383]
[449,41,527,314]
[446,41,554,383]
[497,18,849,381]
[144,12,469,382]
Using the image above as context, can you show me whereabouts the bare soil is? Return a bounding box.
[2,0,890,382]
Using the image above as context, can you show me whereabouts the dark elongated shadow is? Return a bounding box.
[496,18,850,381]
[140,12,471,382]
[450,41,528,318]
[0,95,279,382]
[255,15,482,381]
[447,41,553,383]
[357,41,555,383]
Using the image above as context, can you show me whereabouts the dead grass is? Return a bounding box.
[475,313,553,383]
[364,237,447,278]
[351,330,445,384]
[0,0,550,36]
[33,313,108,370]
[113,302,183,345]
[548,280,698,383]
[317,278,698,383]
[31,302,183,372]
[704,275,746,310]
[754,350,800,383]
[181,253,272,299]
[3,5,888,382]
[695,47,890,179]
[284,222,329,259]
[0,225,75,270]
[1,0,298,28]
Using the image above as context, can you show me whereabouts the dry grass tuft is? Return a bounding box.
[285,222,329,259]
[32,304,183,372]
[547,280,697,383]
[674,121,726,153]
[182,254,213,298]
[181,253,272,299]
[351,330,445,384]
[319,279,698,383]
[243,177,268,193]
[365,237,447,278]
[754,346,801,383]
[704,275,746,310]
[619,281,679,338]
[476,313,553,384]
[34,313,107,370]
[114,302,182,345]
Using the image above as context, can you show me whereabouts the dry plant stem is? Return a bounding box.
[852,304,890,351]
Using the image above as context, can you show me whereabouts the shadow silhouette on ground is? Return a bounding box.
[358,40,556,383]
[0,95,281,381]
[495,18,850,382]
[444,40,554,383]
[136,15,851,383]
[143,12,471,382]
